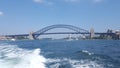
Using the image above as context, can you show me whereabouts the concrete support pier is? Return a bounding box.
[118,34,120,39]
[90,28,95,39]
[29,32,35,40]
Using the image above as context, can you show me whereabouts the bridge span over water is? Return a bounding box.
[2,24,120,40]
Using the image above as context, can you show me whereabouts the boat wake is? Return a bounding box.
[0,43,116,68]
[46,58,104,68]
[0,44,46,68]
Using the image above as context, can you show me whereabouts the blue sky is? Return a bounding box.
[0,0,120,35]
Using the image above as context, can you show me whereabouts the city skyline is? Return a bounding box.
[0,0,120,35]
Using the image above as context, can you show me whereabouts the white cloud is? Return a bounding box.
[93,0,103,3]
[33,0,104,4]
[0,11,3,16]
[65,0,79,2]
[33,0,54,5]
[33,0,44,3]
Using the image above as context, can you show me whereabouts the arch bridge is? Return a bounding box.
[32,24,90,39]
[5,24,112,40]
[4,24,119,40]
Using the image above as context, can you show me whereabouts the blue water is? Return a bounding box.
[0,40,120,68]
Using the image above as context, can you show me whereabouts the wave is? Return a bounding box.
[0,44,104,68]
[75,50,120,68]
[0,44,46,68]
[81,50,94,55]
[46,58,104,68]
[0,43,118,68]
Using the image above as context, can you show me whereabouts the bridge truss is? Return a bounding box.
[33,24,89,39]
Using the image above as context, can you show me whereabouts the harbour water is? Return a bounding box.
[0,40,120,68]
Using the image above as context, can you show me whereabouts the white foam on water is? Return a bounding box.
[0,44,46,68]
[0,44,105,68]
[47,58,104,68]
[82,50,94,55]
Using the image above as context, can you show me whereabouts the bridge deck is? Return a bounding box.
[4,32,115,37]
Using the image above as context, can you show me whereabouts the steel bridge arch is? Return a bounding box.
[34,24,89,38]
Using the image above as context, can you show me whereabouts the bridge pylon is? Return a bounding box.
[29,32,35,40]
[114,30,120,39]
[90,28,95,39]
